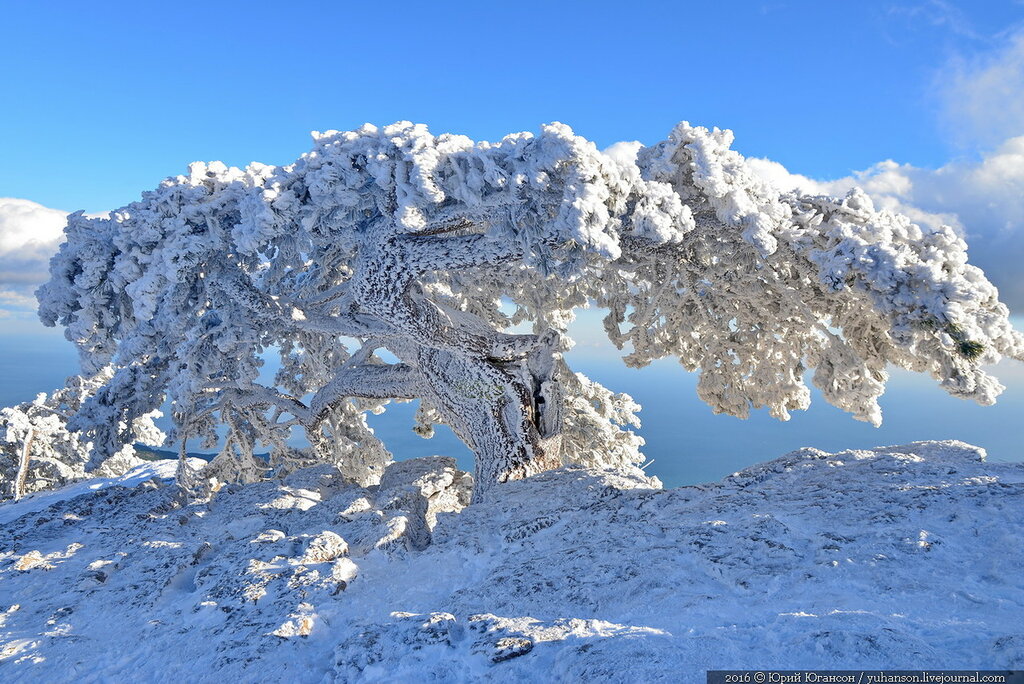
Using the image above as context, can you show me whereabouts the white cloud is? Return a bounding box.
[748,135,1024,311]
[0,289,39,308]
[886,0,983,42]
[0,198,69,316]
[937,28,1024,150]
[602,141,643,167]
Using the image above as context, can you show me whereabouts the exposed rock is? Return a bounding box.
[300,531,348,564]
[378,455,473,529]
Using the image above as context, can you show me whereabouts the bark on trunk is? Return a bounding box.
[15,428,34,501]
[344,222,565,500]
[416,347,561,502]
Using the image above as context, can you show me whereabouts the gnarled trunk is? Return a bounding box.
[343,223,564,500]
[415,347,562,502]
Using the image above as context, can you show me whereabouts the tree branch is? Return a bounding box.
[290,309,395,338]
[308,363,423,423]
[401,233,525,273]
[215,262,392,338]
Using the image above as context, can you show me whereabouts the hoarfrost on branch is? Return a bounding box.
[36,121,1024,500]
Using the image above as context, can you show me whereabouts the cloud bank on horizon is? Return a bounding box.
[0,198,68,319]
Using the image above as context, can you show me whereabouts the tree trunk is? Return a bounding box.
[348,224,564,500]
[15,428,34,501]
[416,348,561,502]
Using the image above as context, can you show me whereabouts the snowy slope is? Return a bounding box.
[1,442,1022,682]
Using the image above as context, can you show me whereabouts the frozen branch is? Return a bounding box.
[35,119,1022,495]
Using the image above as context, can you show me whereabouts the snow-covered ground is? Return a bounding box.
[1,441,1022,682]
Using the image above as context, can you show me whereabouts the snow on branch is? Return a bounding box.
[34,119,1023,495]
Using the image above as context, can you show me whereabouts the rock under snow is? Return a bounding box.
[0,442,1022,682]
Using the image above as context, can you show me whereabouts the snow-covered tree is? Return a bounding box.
[37,121,1023,501]
[1,369,164,500]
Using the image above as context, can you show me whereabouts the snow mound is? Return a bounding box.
[0,442,1022,682]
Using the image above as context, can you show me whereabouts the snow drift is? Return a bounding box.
[1,441,1022,682]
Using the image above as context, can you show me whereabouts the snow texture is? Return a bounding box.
[35,120,1024,498]
[1,442,1021,681]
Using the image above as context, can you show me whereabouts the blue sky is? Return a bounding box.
[1,1,1022,484]
[2,1,1022,212]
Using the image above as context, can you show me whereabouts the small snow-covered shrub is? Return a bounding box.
[1,369,164,500]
